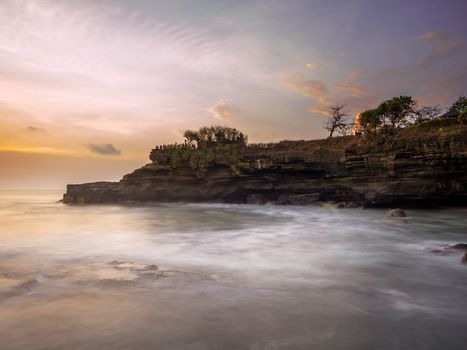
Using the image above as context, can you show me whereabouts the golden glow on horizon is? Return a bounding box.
[0,146,81,156]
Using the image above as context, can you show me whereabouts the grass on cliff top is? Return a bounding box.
[247,117,466,153]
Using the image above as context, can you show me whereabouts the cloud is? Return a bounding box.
[418,40,465,68]
[305,63,316,70]
[308,106,330,116]
[86,143,121,156]
[335,82,366,95]
[207,99,239,121]
[27,126,45,132]
[348,69,361,81]
[416,32,465,68]
[282,76,329,103]
[417,31,449,42]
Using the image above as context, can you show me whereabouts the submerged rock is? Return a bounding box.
[385,208,407,217]
[429,244,467,261]
[450,243,467,251]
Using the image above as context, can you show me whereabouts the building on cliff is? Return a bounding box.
[439,110,460,119]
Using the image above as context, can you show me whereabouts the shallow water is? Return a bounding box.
[0,190,466,350]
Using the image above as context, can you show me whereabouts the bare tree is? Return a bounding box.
[325,104,349,137]
[413,105,441,123]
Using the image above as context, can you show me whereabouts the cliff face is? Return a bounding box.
[63,125,467,207]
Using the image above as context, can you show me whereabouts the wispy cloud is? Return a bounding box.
[417,32,465,68]
[348,69,361,81]
[26,126,45,132]
[207,99,239,121]
[308,106,330,116]
[282,76,329,104]
[335,82,366,95]
[417,31,449,42]
[87,143,121,156]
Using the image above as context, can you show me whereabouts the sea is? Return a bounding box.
[0,190,466,350]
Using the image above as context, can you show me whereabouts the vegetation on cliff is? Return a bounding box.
[157,95,466,172]
[355,95,466,143]
[166,126,247,171]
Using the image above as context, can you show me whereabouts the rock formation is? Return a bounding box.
[63,124,467,207]
[384,209,407,217]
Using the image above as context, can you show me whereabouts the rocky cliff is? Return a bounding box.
[63,123,467,207]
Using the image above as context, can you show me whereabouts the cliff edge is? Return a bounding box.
[63,122,467,207]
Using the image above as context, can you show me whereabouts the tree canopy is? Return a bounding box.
[183,125,247,148]
[167,125,248,172]
[358,95,442,137]
[448,95,467,113]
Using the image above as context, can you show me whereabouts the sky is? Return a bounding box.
[0,0,466,189]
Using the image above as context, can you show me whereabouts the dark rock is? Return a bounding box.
[429,244,467,256]
[277,193,320,205]
[450,243,467,251]
[289,193,320,205]
[385,208,407,217]
[246,194,266,205]
[335,201,360,208]
[63,126,467,206]
[462,252,467,264]
[276,194,291,205]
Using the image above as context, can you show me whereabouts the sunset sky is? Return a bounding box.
[1,0,466,189]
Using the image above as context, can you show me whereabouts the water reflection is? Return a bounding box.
[0,191,466,349]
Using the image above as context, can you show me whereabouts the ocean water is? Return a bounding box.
[0,190,466,350]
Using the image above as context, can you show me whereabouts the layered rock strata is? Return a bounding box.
[63,126,467,207]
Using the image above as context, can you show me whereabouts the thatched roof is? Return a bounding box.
[439,109,459,118]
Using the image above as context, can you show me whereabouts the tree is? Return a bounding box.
[359,96,421,136]
[325,104,349,138]
[413,105,441,123]
[182,125,247,148]
[377,95,416,128]
[183,129,199,147]
[448,95,467,113]
[359,108,381,136]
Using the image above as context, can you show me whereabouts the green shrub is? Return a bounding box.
[167,125,247,172]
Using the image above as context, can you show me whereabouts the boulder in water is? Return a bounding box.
[385,208,407,217]
[450,243,467,251]
[462,252,467,265]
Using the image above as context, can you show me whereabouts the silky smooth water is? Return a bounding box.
[0,190,466,350]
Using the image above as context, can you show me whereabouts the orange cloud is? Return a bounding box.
[305,63,316,70]
[282,76,329,103]
[335,82,366,95]
[348,69,361,81]
[308,106,330,116]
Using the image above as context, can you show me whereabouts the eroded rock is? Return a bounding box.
[246,194,266,205]
[450,243,467,251]
[385,208,407,217]
[335,201,360,208]
[63,126,467,207]
[276,193,320,205]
